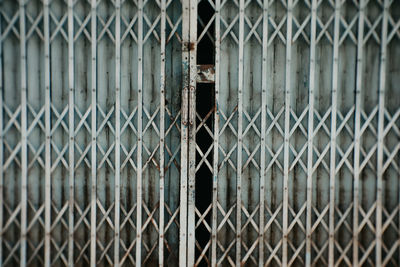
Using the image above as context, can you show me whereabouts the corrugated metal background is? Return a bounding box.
[0,0,399,266]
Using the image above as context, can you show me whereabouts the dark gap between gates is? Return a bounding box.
[195,0,215,266]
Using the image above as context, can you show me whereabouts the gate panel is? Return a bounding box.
[193,0,400,266]
[0,0,183,266]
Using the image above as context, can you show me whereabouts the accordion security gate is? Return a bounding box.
[190,0,400,266]
[0,0,184,266]
[0,0,400,267]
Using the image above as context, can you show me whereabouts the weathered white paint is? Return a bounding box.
[0,1,399,266]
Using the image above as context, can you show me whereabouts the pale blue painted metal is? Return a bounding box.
[0,0,182,266]
[193,0,400,266]
[0,0,400,266]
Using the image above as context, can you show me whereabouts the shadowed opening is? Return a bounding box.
[195,0,215,266]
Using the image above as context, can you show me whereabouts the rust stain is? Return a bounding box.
[189,42,195,51]
[197,64,215,83]
[183,41,196,52]
[198,64,214,72]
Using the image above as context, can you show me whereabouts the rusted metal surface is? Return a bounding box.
[196,65,215,83]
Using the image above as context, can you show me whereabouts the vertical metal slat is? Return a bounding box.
[306,0,317,265]
[187,0,197,264]
[376,1,389,265]
[282,1,293,265]
[353,2,364,267]
[236,0,244,265]
[179,0,190,264]
[114,0,121,265]
[90,0,97,265]
[136,0,143,265]
[259,0,269,265]
[211,0,221,265]
[67,0,75,265]
[19,1,28,265]
[44,0,51,265]
[329,1,340,265]
[159,0,166,265]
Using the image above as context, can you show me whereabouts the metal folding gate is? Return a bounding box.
[0,0,400,266]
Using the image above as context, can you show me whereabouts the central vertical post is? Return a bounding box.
[187,0,198,265]
[180,0,198,265]
[179,0,191,265]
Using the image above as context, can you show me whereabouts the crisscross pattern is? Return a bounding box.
[0,0,183,266]
[0,0,400,266]
[193,0,400,266]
